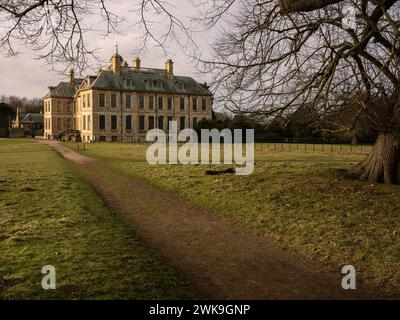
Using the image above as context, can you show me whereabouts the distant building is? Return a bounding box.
[11,106,44,137]
[44,47,213,142]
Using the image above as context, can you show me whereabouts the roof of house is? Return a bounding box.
[76,68,212,96]
[44,78,84,99]
[20,113,44,124]
[45,55,212,98]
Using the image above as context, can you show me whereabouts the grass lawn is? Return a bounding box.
[0,139,194,299]
[65,141,400,296]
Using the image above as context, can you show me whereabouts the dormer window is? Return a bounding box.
[175,81,184,90]
[126,79,133,87]
[151,80,163,89]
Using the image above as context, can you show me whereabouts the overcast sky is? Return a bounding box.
[0,0,221,99]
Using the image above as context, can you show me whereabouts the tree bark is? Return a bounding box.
[350,129,400,184]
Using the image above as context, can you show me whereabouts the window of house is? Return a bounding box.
[148,116,154,130]
[82,96,86,108]
[158,96,163,110]
[126,115,132,130]
[192,98,197,111]
[111,94,117,108]
[138,95,144,109]
[167,97,173,110]
[83,115,86,130]
[99,115,105,130]
[87,115,91,131]
[153,80,163,89]
[111,115,117,130]
[192,117,198,128]
[99,136,106,142]
[126,95,132,109]
[149,95,154,109]
[180,116,185,130]
[139,115,145,130]
[175,81,184,90]
[87,94,90,108]
[180,97,185,111]
[158,116,164,130]
[202,98,207,111]
[99,94,105,107]
[112,136,118,142]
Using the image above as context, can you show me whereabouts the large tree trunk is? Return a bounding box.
[350,129,400,184]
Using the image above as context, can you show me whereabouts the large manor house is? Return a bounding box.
[44,48,213,142]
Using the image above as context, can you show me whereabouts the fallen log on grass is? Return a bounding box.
[205,168,235,175]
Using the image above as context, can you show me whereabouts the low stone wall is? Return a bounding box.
[8,128,25,138]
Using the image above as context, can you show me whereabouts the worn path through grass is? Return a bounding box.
[48,141,383,299]
[0,139,193,299]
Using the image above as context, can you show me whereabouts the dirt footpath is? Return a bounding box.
[41,140,94,164]
[44,141,376,299]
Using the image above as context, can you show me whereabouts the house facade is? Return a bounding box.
[44,48,213,142]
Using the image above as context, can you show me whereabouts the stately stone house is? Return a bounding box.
[43,48,213,142]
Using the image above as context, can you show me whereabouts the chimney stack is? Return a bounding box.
[165,59,173,79]
[111,45,122,77]
[132,57,141,70]
[68,69,74,83]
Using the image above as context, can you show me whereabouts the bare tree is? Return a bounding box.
[0,0,192,73]
[0,0,123,72]
[279,0,344,12]
[198,0,400,184]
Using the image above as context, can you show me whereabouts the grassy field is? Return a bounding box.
[64,141,400,296]
[0,139,194,299]
[253,142,373,153]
